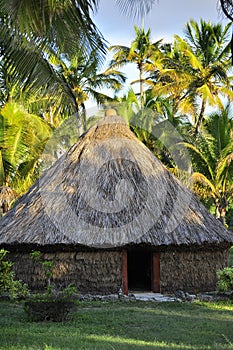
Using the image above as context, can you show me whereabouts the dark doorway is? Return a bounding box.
[127,250,151,291]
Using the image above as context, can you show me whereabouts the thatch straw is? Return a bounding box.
[0,114,232,249]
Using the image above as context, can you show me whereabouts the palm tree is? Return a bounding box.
[0,0,106,57]
[0,101,51,213]
[184,20,233,131]
[118,88,192,171]
[35,49,126,132]
[0,0,106,110]
[150,20,233,133]
[183,106,233,224]
[147,41,198,119]
[109,25,161,107]
[0,0,156,101]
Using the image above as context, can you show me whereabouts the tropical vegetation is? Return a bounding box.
[109,25,161,107]
[183,106,233,224]
[0,249,29,299]
[0,1,233,344]
[0,0,233,228]
[0,101,51,213]
[148,20,233,133]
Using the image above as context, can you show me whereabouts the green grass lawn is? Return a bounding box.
[0,300,233,350]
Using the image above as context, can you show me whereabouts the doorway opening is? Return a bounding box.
[127,250,151,291]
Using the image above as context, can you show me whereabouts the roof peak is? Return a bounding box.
[105,108,117,117]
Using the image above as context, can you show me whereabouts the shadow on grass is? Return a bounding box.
[0,301,233,350]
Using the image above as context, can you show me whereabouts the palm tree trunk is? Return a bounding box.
[81,103,87,132]
[215,193,228,226]
[195,99,206,134]
[139,63,144,109]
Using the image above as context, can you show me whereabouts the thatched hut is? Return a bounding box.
[0,112,232,294]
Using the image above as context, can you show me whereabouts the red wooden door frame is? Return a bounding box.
[122,249,128,295]
[152,252,160,293]
[122,250,160,295]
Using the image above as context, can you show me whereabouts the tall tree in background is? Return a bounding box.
[109,25,161,108]
[0,0,106,58]
[0,0,107,119]
[150,20,233,132]
[0,0,156,99]
[184,20,233,132]
[184,106,233,224]
[43,50,126,132]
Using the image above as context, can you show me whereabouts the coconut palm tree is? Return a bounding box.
[184,20,233,131]
[146,41,198,119]
[0,0,106,112]
[118,88,192,171]
[0,0,106,58]
[0,0,156,100]
[0,101,51,213]
[150,20,233,133]
[33,49,126,132]
[183,106,233,224]
[109,25,161,108]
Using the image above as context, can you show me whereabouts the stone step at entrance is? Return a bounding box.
[132,292,175,302]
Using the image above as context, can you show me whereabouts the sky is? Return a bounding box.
[93,0,228,45]
[86,0,230,110]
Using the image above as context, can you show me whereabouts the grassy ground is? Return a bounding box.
[0,300,233,350]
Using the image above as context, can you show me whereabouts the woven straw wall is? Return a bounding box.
[160,249,229,293]
[8,248,230,294]
[9,250,122,294]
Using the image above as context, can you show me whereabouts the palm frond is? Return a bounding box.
[182,141,215,180]
[192,172,217,196]
[0,101,51,187]
[115,0,156,19]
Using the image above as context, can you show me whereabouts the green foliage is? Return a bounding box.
[182,106,233,220]
[29,250,78,298]
[150,20,233,131]
[0,249,29,300]
[0,101,51,206]
[29,250,41,260]
[0,0,106,104]
[24,251,78,321]
[217,267,233,293]
[24,298,75,322]
[44,50,125,131]
[109,25,161,106]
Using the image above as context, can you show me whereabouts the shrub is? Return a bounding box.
[0,248,29,299]
[217,266,233,293]
[24,298,75,322]
[24,251,78,321]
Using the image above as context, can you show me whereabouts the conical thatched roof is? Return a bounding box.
[0,113,232,249]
